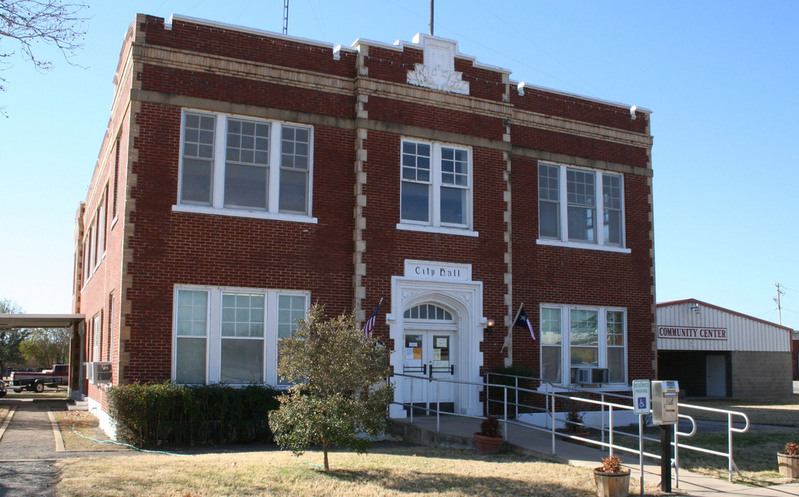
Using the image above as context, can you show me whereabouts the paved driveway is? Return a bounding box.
[0,399,68,497]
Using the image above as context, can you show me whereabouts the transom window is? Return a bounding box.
[404,304,453,321]
[173,286,309,386]
[540,305,626,386]
[538,163,625,249]
[177,110,313,221]
[400,139,472,232]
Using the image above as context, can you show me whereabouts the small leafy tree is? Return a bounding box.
[269,304,393,471]
[0,298,28,375]
[20,327,69,366]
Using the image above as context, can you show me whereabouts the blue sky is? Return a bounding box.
[1,1,796,330]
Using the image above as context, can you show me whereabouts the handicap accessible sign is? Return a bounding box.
[632,379,651,415]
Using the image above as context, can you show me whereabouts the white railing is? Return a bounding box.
[392,372,750,485]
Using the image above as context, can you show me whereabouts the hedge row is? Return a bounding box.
[107,383,281,447]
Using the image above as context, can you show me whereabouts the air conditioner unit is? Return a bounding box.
[85,362,93,382]
[92,362,112,384]
[572,367,608,385]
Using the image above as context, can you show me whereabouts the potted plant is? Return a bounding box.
[777,442,799,479]
[474,415,504,454]
[593,455,630,497]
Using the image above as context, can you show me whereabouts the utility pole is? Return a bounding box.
[283,0,289,35]
[775,283,784,325]
[429,0,434,35]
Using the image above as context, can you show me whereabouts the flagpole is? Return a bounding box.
[501,303,524,365]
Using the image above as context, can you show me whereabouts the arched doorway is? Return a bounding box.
[401,303,458,413]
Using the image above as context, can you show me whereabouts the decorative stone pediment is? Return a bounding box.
[407,34,469,95]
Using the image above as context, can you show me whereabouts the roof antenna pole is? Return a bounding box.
[775,283,784,325]
[283,0,289,35]
[429,0,434,35]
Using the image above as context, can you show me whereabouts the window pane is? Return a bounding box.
[176,337,206,384]
[224,164,268,209]
[181,158,213,205]
[227,119,269,166]
[603,174,623,246]
[440,147,468,187]
[541,346,561,382]
[221,338,264,383]
[571,347,598,367]
[440,186,466,225]
[401,141,431,183]
[177,290,207,336]
[541,308,561,345]
[608,348,624,383]
[401,181,430,222]
[279,168,308,213]
[604,210,622,245]
[278,295,306,339]
[607,310,624,346]
[221,293,264,337]
[570,309,598,346]
[567,169,596,242]
[539,201,559,238]
[281,126,310,170]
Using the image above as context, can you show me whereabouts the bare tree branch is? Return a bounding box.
[0,0,89,94]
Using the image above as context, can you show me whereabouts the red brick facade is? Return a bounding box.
[73,14,655,419]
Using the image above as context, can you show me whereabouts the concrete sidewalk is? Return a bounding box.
[389,415,799,497]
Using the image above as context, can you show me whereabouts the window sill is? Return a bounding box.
[536,239,631,254]
[172,204,318,224]
[396,223,479,238]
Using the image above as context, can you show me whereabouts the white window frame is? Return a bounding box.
[92,313,102,362]
[397,138,477,237]
[537,162,629,253]
[174,109,317,224]
[171,285,310,386]
[539,304,627,388]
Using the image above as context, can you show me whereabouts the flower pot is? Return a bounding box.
[593,468,630,497]
[474,433,504,455]
[778,452,799,479]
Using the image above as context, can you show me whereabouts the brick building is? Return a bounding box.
[71,14,656,430]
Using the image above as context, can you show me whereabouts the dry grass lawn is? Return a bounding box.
[0,406,10,426]
[53,410,129,452]
[58,445,655,497]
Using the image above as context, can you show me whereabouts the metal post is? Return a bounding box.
[638,414,645,496]
[609,406,614,457]
[550,391,556,454]
[503,386,508,441]
[409,377,414,423]
[673,423,680,487]
[514,376,519,419]
[600,392,606,446]
[435,378,440,432]
[728,411,733,482]
[660,425,672,493]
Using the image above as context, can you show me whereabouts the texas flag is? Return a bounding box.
[514,306,536,341]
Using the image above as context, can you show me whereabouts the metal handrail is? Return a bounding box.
[394,371,752,485]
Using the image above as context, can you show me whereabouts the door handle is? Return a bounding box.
[427,362,432,379]
[450,364,454,375]
[422,363,427,376]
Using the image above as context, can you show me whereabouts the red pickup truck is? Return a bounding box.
[9,364,69,393]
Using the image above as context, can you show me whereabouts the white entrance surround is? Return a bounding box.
[388,260,487,418]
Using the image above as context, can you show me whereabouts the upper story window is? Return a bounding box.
[538,163,626,251]
[399,139,475,236]
[176,110,314,222]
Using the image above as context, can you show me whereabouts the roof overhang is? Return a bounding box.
[0,314,84,330]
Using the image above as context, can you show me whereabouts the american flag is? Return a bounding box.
[514,305,536,341]
[362,298,383,339]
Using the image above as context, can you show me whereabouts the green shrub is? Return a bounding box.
[107,382,280,447]
[486,365,538,417]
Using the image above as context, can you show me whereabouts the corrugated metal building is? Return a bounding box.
[657,299,793,398]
